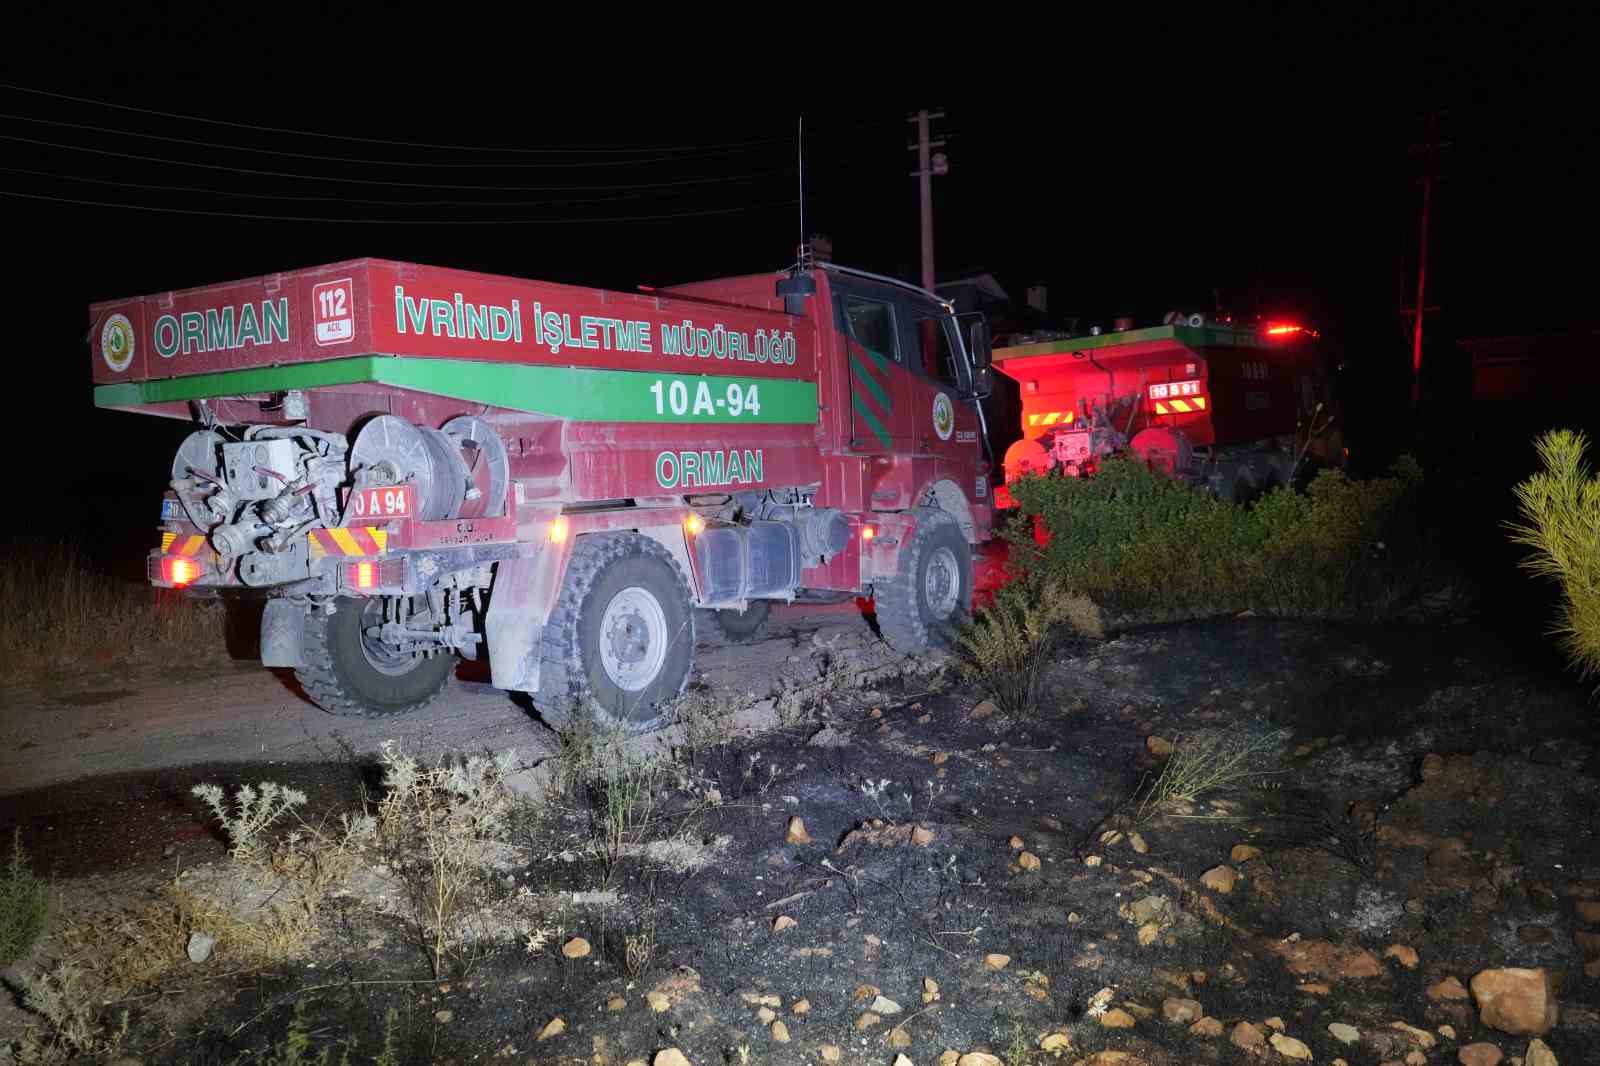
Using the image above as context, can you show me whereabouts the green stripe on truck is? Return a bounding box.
[94,356,820,425]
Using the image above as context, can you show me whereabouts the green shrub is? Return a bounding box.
[1006,456,1421,619]
[1510,429,1600,678]
[0,828,48,964]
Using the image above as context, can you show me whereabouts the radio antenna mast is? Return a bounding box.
[797,116,807,267]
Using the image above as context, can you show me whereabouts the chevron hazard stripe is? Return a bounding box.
[308,526,389,559]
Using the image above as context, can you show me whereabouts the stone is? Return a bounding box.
[653,1051,691,1066]
[1574,899,1600,923]
[772,915,797,932]
[1457,1045,1503,1066]
[1439,1025,1457,1039]
[1429,976,1470,1001]
[1270,1034,1313,1060]
[607,996,626,1011]
[1084,855,1103,867]
[537,1017,565,1041]
[911,825,936,846]
[888,1027,911,1049]
[786,816,812,845]
[1231,843,1263,862]
[1019,851,1042,871]
[186,931,217,963]
[1297,983,1332,996]
[1385,944,1420,968]
[1129,832,1149,854]
[958,1055,1003,1066]
[1039,1032,1072,1052]
[647,990,671,1012]
[1009,835,1025,849]
[1190,1017,1224,1037]
[1524,1037,1558,1066]
[1161,997,1201,1024]
[1098,1008,1136,1029]
[984,953,1011,970]
[1147,735,1174,757]
[820,1046,842,1063]
[757,1007,777,1024]
[1338,949,1384,978]
[1265,1017,1286,1031]
[561,937,591,959]
[892,1056,912,1066]
[870,995,903,1015]
[1231,1021,1267,1051]
[1470,967,1558,1035]
[923,977,940,1003]
[1200,865,1238,893]
[771,1021,790,1042]
[433,1010,453,1024]
[791,998,810,1015]
[939,1053,960,1066]
[855,1012,882,1031]
[971,700,997,719]
[1329,1022,1360,1045]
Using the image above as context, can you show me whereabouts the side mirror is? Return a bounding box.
[956,312,993,398]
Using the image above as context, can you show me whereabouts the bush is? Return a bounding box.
[1006,456,1422,619]
[957,580,1100,718]
[0,829,48,964]
[1511,429,1600,679]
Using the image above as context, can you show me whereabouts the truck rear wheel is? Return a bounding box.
[874,508,972,654]
[535,533,695,733]
[699,599,772,644]
[296,596,454,717]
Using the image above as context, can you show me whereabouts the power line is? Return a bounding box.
[0,187,799,225]
[0,111,776,169]
[0,82,790,155]
[0,134,795,192]
[0,165,765,208]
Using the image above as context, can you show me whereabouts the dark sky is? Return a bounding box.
[5,5,1597,549]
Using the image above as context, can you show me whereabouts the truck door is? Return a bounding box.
[900,308,982,469]
[838,290,914,454]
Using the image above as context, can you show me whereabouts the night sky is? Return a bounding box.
[5,6,1597,562]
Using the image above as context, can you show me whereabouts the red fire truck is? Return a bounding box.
[991,317,1341,505]
[91,259,994,730]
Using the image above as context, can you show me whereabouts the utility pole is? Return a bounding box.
[1406,111,1448,408]
[908,110,947,292]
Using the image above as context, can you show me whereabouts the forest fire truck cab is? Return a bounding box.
[91,259,993,730]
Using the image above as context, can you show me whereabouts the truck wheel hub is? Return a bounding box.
[924,546,960,619]
[600,586,668,692]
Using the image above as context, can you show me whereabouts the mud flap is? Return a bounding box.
[487,555,546,692]
[260,598,305,668]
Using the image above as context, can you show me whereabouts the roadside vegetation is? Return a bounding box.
[0,829,48,965]
[1511,428,1600,681]
[0,541,219,684]
[1006,455,1429,620]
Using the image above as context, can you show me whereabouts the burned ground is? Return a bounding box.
[2,615,1599,1065]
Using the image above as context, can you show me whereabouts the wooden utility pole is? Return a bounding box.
[908,110,946,291]
[1407,111,1448,408]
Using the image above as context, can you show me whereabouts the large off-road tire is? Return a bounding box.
[698,599,772,644]
[873,508,972,654]
[296,596,454,717]
[534,533,695,733]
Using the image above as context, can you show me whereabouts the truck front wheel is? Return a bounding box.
[873,508,972,654]
[535,533,695,732]
[296,596,454,717]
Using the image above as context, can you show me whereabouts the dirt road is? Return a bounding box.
[0,602,906,796]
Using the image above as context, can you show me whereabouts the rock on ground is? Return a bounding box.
[1470,967,1558,1035]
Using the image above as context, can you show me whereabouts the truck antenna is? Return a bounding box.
[797,115,807,269]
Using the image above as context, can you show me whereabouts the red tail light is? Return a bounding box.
[163,556,199,587]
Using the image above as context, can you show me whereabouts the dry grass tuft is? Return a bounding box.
[1138,727,1287,816]
[1,829,49,964]
[957,579,1093,718]
[0,541,219,683]
[1511,428,1600,680]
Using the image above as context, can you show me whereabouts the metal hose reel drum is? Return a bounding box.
[349,415,510,522]
[170,429,227,527]
[442,415,510,518]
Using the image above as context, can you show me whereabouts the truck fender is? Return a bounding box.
[919,478,978,543]
[261,597,306,669]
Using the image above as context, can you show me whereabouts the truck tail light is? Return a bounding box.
[340,559,405,593]
[862,525,876,541]
[161,556,201,587]
[548,516,569,544]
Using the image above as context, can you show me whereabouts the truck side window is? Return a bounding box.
[843,295,899,364]
[913,315,964,391]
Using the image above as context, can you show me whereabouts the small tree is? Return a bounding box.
[1511,429,1600,679]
